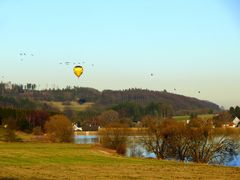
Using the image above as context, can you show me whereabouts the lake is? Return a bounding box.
[74,135,240,167]
[74,135,99,144]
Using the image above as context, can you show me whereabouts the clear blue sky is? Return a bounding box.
[0,0,240,108]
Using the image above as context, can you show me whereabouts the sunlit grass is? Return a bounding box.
[173,114,217,121]
[0,143,239,180]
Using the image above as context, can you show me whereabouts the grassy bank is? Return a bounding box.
[0,143,239,179]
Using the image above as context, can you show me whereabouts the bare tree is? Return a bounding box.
[141,119,170,159]
[187,119,239,164]
[163,121,191,161]
[142,118,239,164]
[100,122,128,155]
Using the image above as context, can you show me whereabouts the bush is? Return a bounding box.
[32,126,43,135]
[100,122,127,155]
[116,143,127,155]
[44,115,74,143]
[4,129,21,142]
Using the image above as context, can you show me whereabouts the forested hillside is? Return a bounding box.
[0,83,220,112]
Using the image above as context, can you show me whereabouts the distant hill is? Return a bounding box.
[98,89,220,112]
[0,83,220,112]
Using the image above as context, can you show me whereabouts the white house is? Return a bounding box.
[233,117,240,127]
[223,117,240,128]
[4,82,13,90]
[73,123,83,131]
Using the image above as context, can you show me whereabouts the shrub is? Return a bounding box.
[4,129,21,142]
[100,122,127,155]
[32,126,43,135]
[44,115,74,143]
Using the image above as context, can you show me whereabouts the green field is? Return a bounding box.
[0,143,239,180]
[173,114,217,121]
[45,101,93,112]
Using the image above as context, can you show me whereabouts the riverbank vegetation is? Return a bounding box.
[141,118,239,164]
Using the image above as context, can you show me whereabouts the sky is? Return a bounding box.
[0,0,240,108]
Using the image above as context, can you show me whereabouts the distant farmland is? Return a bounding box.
[173,114,217,121]
[44,101,93,112]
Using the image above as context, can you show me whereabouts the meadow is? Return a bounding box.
[0,143,239,180]
[44,101,93,112]
[173,114,217,121]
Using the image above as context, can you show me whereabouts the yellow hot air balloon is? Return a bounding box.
[73,66,83,78]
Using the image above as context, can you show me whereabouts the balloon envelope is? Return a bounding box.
[73,66,83,78]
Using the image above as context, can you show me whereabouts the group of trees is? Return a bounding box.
[112,102,173,122]
[0,111,74,143]
[0,96,38,109]
[229,106,240,118]
[71,102,174,130]
[0,107,52,132]
[142,118,239,164]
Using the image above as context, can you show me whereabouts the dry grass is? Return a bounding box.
[0,143,239,180]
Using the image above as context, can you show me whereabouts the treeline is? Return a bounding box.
[0,96,59,112]
[0,96,38,109]
[73,102,174,130]
[78,104,239,131]
[0,83,101,102]
[229,106,240,118]
[0,107,55,132]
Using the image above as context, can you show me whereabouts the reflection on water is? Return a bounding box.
[74,135,240,167]
[74,135,99,144]
[126,144,156,158]
[225,155,240,166]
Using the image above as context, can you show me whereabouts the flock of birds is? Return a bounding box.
[2,52,202,94]
[59,61,94,67]
[18,52,94,68]
[19,52,34,61]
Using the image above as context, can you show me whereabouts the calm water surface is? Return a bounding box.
[74,135,240,167]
